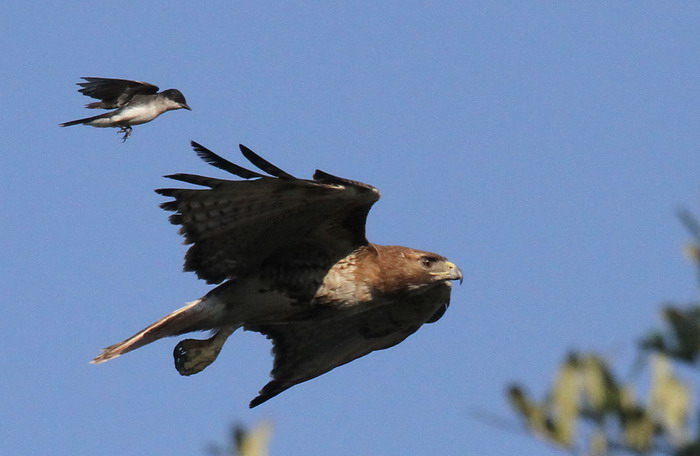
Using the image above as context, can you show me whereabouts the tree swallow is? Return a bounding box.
[60,77,191,141]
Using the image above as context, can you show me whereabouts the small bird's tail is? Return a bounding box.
[91,299,209,364]
[59,112,108,127]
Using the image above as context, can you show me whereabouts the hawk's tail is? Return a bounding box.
[91,299,208,364]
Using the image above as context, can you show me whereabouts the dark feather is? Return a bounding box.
[158,142,380,284]
[246,285,450,407]
[426,303,449,323]
[191,141,265,179]
[76,77,159,108]
[159,173,232,188]
[159,200,180,212]
[313,170,379,193]
[239,144,296,179]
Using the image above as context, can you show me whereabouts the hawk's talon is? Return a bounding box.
[174,338,219,376]
[173,327,235,376]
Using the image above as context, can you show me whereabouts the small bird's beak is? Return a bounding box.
[182,103,192,111]
[431,261,463,284]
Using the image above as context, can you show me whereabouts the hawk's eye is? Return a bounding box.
[421,256,438,269]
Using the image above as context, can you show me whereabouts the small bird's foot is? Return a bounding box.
[118,126,133,142]
[173,327,235,376]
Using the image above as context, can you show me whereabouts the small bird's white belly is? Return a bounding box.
[86,105,164,127]
[111,105,163,125]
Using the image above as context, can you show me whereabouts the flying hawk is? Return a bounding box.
[92,142,463,407]
[60,77,191,141]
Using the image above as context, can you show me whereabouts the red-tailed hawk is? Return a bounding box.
[92,142,463,407]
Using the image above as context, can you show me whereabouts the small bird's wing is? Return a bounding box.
[77,77,160,109]
[157,142,381,286]
[246,284,452,407]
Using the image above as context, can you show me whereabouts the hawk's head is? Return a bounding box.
[365,244,463,296]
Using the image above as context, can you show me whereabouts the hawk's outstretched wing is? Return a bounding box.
[77,77,159,109]
[246,283,452,407]
[156,142,381,285]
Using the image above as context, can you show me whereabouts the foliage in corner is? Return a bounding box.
[506,210,700,455]
[207,421,273,456]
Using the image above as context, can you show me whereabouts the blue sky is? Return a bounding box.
[3,2,700,455]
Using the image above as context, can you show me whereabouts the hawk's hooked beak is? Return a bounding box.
[431,261,463,284]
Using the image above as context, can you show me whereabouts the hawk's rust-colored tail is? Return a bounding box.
[91,299,206,364]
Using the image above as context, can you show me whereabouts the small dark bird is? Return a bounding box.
[60,77,191,141]
[91,142,463,407]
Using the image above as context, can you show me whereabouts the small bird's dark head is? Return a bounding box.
[161,89,191,110]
